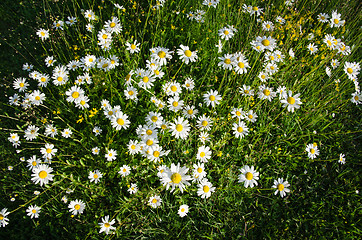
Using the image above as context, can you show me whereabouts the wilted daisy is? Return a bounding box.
[177,45,198,64]
[125,40,140,54]
[197,145,212,162]
[178,204,189,217]
[149,195,162,208]
[118,165,131,177]
[0,208,10,227]
[31,164,54,186]
[169,116,190,139]
[232,121,249,138]
[280,91,302,113]
[338,153,346,164]
[306,143,320,159]
[238,165,259,188]
[272,178,290,198]
[197,179,216,198]
[89,170,103,183]
[160,163,192,193]
[68,199,85,215]
[26,205,41,219]
[203,90,222,107]
[105,149,117,161]
[99,215,116,235]
[36,28,49,40]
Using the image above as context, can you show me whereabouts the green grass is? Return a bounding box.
[0,0,361,239]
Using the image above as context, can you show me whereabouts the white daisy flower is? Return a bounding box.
[68,199,85,215]
[238,165,259,188]
[272,178,291,198]
[160,163,192,193]
[31,164,54,186]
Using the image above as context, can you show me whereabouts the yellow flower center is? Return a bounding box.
[105,223,110,228]
[310,47,314,52]
[244,90,249,94]
[270,66,275,70]
[236,111,241,116]
[131,44,136,50]
[35,96,41,101]
[74,204,81,210]
[238,62,245,68]
[161,124,167,129]
[94,174,98,179]
[128,90,134,96]
[172,101,178,107]
[41,32,45,36]
[270,56,275,60]
[355,96,359,101]
[310,149,315,154]
[131,145,136,150]
[152,198,158,204]
[224,59,231,64]
[245,172,253,180]
[181,208,185,212]
[110,22,116,28]
[32,209,37,213]
[186,83,190,87]
[158,51,166,58]
[197,167,203,173]
[102,63,109,68]
[184,50,192,57]
[176,124,183,132]
[0,214,3,220]
[266,24,271,29]
[146,130,153,135]
[327,40,332,46]
[223,30,229,35]
[80,100,86,106]
[171,173,182,184]
[347,68,353,74]
[203,185,210,193]
[277,184,284,191]
[32,161,37,166]
[46,148,52,154]
[57,77,63,82]
[171,86,177,92]
[209,95,216,101]
[39,170,48,179]
[102,34,108,39]
[41,77,46,82]
[262,39,270,46]
[146,139,153,146]
[154,70,160,75]
[143,76,149,83]
[202,120,208,126]
[253,7,258,11]
[334,19,339,24]
[237,127,243,133]
[153,151,160,157]
[56,23,60,27]
[117,118,124,126]
[187,109,193,115]
[200,152,206,158]
[72,92,79,99]
[20,83,25,87]
[287,97,295,105]
[263,89,271,96]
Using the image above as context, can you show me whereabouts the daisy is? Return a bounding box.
[37,74,50,87]
[75,95,90,109]
[111,111,131,130]
[338,153,346,164]
[82,55,97,68]
[31,164,54,186]
[276,16,285,24]
[344,62,360,80]
[233,53,250,74]
[30,90,46,106]
[36,29,49,40]
[125,40,141,54]
[84,10,95,21]
[149,195,162,208]
[183,105,198,119]
[238,165,259,188]
[128,183,138,194]
[53,20,64,30]
[86,23,93,32]
[118,165,131,177]
[197,179,216,198]
[89,170,103,183]
[164,81,182,96]
[317,13,329,23]
[9,93,21,106]
[178,204,189,217]
[331,59,340,69]
[305,143,320,159]
[44,124,58,138]
[40,143,57,159]
[203,89,222,108]
[197,115,213,131]
[92,147,100,155]
[177,45,198,64]
[0,208,10,227]
[61,128,72,138]
[251,6,263,16]
[105,149,117,161]
[65,16,77,26]
[160,163,192,193]
[24,125,39,141]
[330,11,345,28]
[45,56,56,67]
[218,26,236,40]
[245,110,258,123]
[239,85,254,96]
[218,53,234,70]
[105,16,122,34]
[8,133,20,143]
[197,145,212,162]
[93,126,102,136]
[145,111,163,128]
[272,178,290,198]
[307,43,318,55]
[324,34,336,50]
[26,205,41,219]
[52,72,68,86]
[27,155,40,171]
[215,39,223,53]
[169,116,191,139]
[231,107,245,120]
[138,70,156,89]
[289,48,295,58]
[258,85,276,101]
[168,95,184,112]
[280,91,302,113]
[68,199,85,215]
[139,125,158,140]
[193,162,207,181]
[277,86,287,99]
[255,36,277,52]
[351,92,362,105]
[232,121,249,138]
[13,77,29,92]
[199,131,210,144]
[99,215,116,235]
[184,77,195,90]
[151,46,173,66]
[262,21,274,31]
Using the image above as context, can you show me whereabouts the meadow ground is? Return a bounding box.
[0,0,361,239]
